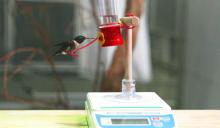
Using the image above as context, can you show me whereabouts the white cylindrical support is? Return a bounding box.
[127,28,133,81]
[120,27,135,98]
[121,27,135,98]
[120,16,139,81]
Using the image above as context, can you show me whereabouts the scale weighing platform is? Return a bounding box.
[85,92,175,128]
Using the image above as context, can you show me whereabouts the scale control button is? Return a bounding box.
[162,117,171,122]
[153,122,163,127]
[152,117,160,121]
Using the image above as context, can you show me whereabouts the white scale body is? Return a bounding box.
[85,92,175,128]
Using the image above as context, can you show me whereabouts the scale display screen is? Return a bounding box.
[111,118,149,124]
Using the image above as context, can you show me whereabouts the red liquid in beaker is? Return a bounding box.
[99,23,123,47]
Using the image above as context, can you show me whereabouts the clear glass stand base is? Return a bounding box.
[103,79,143,103]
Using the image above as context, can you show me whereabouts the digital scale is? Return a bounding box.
[86,92,175,128]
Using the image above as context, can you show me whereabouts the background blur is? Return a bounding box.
[0,0,220,109]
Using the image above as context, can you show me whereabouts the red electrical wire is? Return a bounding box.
[67,38,98,57]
